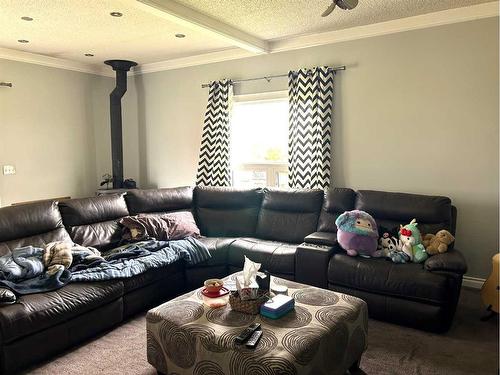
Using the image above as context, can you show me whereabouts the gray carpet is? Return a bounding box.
[25,287,498,375]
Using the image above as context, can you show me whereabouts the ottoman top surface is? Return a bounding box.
[147,272,368,375]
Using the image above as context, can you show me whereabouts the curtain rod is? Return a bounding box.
[201,65,346,88]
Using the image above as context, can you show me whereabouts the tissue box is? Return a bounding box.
[260,294,295,319]
[236,276,259,301]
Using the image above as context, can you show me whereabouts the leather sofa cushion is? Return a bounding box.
[355,190,453,235]
[194,187,262,237]
[328,254,453,304]
[0,228,72,257]
[0,281,123,343]
[122,260,185,293]
[59,194,129,226]
[424,250,467,274]
[256,189,323,243]
[0,201,65,243]
[59,195,129,249]
[68,220,122,249]
[303,231,337,246]
[191,237,237,267]
[329,284,458,333]
[125,187,193,215]
[227,237,297,275]
[317,188,356,232]
[0,201,72,256]
[260,188,323,212]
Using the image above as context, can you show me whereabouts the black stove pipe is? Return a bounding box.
[104,59,137,189]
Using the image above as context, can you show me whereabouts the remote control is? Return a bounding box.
[245,329,263,349]
[235,323,261,344]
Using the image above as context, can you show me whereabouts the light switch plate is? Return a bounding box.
[3,165,16,175]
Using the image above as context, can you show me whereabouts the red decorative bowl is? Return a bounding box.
[204,278,224,293]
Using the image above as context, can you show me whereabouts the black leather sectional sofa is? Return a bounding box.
[0,186,467,373]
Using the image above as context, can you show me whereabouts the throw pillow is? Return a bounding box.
[120,211,201,242]
[159,211,201,240]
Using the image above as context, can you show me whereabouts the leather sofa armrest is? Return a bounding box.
[303,231,337,246]
[424,249,467,274]
[295,242,334,288]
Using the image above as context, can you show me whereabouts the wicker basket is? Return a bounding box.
[229,291,269,315]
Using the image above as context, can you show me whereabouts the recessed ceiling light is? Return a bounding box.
[175,33,186,38]
[21,16,33,21]
[18,39,29,43]
[84,53,94,57]
[110,12,123,17]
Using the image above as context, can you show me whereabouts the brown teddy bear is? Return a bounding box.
[423,230,455,255]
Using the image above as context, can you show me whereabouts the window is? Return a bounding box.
[230,92,289,188]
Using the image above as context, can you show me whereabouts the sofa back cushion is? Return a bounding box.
[0,201,72,256]
[317,188,356,232]
[59,194,129,249]
[194,186,263,237]
[124,187,193,215]
[355,190,454,236]
[256,188,324,243]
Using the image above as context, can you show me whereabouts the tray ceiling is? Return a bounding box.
[0,0,232,65]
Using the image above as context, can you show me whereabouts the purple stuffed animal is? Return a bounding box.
[335,210,379,257]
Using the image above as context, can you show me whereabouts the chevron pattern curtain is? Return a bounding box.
[288,67,334,190]
[196,79,233,186]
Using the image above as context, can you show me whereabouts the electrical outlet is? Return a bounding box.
[2,165,16,175]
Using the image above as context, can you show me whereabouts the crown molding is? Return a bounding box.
[0,2,497,77]
[270,1,499,52]
[133,48,254,75]
[136,1,499,75]
[0,47,113,77]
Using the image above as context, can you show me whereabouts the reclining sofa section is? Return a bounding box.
[0,186,467,373]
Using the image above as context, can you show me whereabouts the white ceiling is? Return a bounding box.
[0,0,232,64]
[0,0,497,74]
[177,0,494,40]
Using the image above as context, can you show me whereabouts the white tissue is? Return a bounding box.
[242,256,261,285]
[236,256,261,300]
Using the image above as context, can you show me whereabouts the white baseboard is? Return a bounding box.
[462,276,485,289]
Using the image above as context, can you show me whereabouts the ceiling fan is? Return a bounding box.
[321,0,359,17]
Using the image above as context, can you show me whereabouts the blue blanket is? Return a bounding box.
[70,238,210,282]
[0,246,71,294]
[0,238,210,294]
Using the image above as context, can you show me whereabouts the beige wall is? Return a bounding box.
[126,18,499,278]
[0,19,497,278]
[0,59,112,206]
